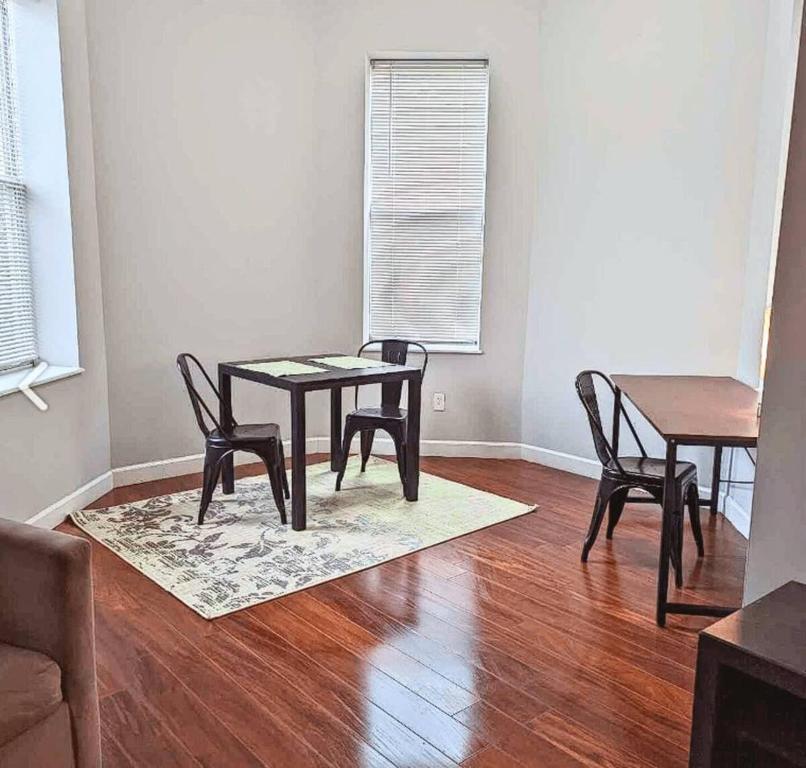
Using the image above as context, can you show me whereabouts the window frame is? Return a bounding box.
[362,51,490,355]
[0,0,82,400]
[0,0,37,374]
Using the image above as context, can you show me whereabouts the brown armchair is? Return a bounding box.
[0,519,101,768]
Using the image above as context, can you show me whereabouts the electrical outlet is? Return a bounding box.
[433,392,446,412]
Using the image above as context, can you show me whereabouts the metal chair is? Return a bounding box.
[575,370,703,586]
[176,353,289,525]
[335,339,428,492]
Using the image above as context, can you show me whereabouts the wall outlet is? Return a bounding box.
[433,392,446,412]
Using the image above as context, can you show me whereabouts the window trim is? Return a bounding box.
[362,51,489,354]
[9,0,80,380]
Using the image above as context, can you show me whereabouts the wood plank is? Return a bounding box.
[342,560,690,767]
[99,691,202,768]
[246,598,487,763]
[94,608,267,768]
[221,609,462,767]
[530,710,655,768]
[61,455,747,768]
[101,726,136,768]
[281,590,479,715]
[321,580,552,722]
[454,702,586,768]
[462,745,525,767]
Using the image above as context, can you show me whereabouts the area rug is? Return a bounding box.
[71,457,536,619]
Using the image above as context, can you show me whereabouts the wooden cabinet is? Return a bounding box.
[690,581,806,767]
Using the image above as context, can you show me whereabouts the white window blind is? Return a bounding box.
[0,0,35,373]
[365,57,489,349]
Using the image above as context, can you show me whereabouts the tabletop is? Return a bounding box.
[219,353,422,392]
[611,374,760,445]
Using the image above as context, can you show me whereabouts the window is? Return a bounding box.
[0,0,35,373]
[364,56,489,352]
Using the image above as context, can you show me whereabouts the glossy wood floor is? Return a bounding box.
[60,455,746,768]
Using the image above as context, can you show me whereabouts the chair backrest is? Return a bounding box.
[575,370,646,474]
[176,353,231,437]
[356,339,429,408]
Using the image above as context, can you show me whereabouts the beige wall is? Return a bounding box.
[309,0,539,447]
[83,0,540,468]
[520,0,771,475]
[2,0,791,525]
[84,0,323,468]
[0,0,111,523]
[744,9,806,602]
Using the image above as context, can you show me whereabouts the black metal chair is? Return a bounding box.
[176,353,289,525]
[575,370,703,586]
[335,339,428,492]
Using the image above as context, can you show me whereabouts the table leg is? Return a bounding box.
[330,387,342,471]
[218,370,235,494]
[710,445,722,515]
[290,390,307,531]
[404,375,421,502]
[656,439,677,627]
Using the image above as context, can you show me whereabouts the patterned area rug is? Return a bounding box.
[71,457,536,619]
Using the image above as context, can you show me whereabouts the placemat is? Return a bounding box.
[238,360,325,377]
[310,355,392,370]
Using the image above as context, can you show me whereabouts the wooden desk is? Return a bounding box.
[611,375,760,626]
[690,581,806,766]
[218,353,423,531]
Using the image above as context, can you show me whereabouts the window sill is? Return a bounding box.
[0,364,83,400]
[365,339,483,355]
[421,344,483,355]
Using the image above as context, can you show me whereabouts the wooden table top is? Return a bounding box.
[611,374,760,446]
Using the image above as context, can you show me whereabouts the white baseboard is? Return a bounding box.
[25,471,113,529]
[111,438,327,487]
[24,436,748,540]
[519,444,601,479]
[370,437,524,460]
[723,494,751,538]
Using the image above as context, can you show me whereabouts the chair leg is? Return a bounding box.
[199,446,226,525]
[255,443,287,525]
[335,422,360,491]
[360,430,375,472]
[671,488,684,588]
[389,426,406,488]
[606,488,628,539]
[674,513,684,588]
[582,479,614,562]
[268,463,288,526]
[688,482,705,557]
[395,438,406,487]
[278,439,290,500]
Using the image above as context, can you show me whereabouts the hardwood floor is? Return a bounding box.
[60,455,746,767]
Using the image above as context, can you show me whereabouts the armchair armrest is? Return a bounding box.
[0,519,101,768]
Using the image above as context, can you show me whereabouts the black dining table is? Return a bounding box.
[217,353,424,531]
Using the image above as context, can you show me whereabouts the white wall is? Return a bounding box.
[725,0,802,530]
[2,0,789,526]
[84,0,323,468]
[310,0,539,445]
[0,0,111,523]
[744,7,806,602]
[83,0,540,468]
[520,0,771,479]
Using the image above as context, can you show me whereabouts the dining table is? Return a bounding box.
[611,374,761,626]
[217,353,424,531]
